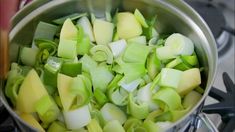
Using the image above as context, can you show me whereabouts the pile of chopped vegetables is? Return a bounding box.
[5,9,204,132]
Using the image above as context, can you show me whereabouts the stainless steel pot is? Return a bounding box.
[0,0,217,131]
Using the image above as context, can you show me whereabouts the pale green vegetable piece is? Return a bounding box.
[155,121,172,132]
[60,18,77,40]
[90,65,114,92]
[177,68,201,95]
[134,9,149,28]
[183,91,202,108]
[137,83,159,111]
[147,51,161,80]
[122,62,146,83]
[63,105,91,130]
[108,39,127,58]
[90,45,113,64]
[47,121,66,132]
[103,120,125,132]
[153,87,182,110]
[117,12,142,39]
[119,78,142,92]
[158,68,182,89]
[123,117,142,131]
[77,16,95,42]
[165,33,194,56]
[57,39,77,59]
[87,119,103,132]
[142,120,159,132]
[166,57,182,68]
[100,103,127,124]
[156,46,177,60]
[93,19,114,45]
[128,93,149,119]
[79,54,97,73]
[20,47,38,66]
[127,36,147,45]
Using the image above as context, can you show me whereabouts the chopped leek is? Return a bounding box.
[127,36,147,45]
[108,86,128,106]
[100,103,127,124]
[77,16,95,42]
[44,56,62,74]
[94,88,108,106]
[79,54,97,73]
[119,78,142,92]
[183,91,202,108]
[103,120,125,132]
[20,47,38,66]
[128,93,149,119]
[134,9,149,28]
[63,105,91,130]
[165,57,182,68]
[158,68,182,89]
[57,39,77,59]
[87,119,103,132]
[108,39,127,58]
[60,62,82,77]
[47,121,66,132]
[156,46,176,60]
[90,45,113,64]
[147,51,161,80]
[76,25,91,55]
[124,117,142,131]
[53,13,87,25]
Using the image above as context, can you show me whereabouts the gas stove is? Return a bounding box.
[0,0,234,132]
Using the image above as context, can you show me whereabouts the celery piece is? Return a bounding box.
[153,87,182,110]
[119,78,142,92]
[93,19,114,45]
[158,68,182,89]
[53,13,87,25]
[165,57,182,68]
[35,95,60,124]
[58,39,77,59]
[147,51,161,80]
[77,16,95,42]
[156,46,176,60]
[134,9,148,28]
[108,39,127,58]
[94,88,108,106]
[165,33,194,56]
[63,105,91,130]
[47,121,66,132]
[137,83,159,112]
[90,65,114,92]
[20,47,38,66]
[101,103,127,124]
[79,54,97,73]
[103,120,125,132]
[90,45,113,64]
[123,43,151,63]
[122,62,146,83]
[87,119,103,132]
[33,22,58,48]
[60,62,82,77]
[177,68,201,95]
[183,91,202,108]
[117,12,142,39]
[127,36,147,45]
[124,117,142,131]
[44,56,62,74]
[128,93,149,119]
[108,86,128,106]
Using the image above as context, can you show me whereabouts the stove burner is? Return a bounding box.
[203,72,235,131]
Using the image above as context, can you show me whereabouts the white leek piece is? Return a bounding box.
[63,105,91,130]
[156,46,176,60]
[101,103,127,124]
[134,9,149,28]
[137,83,159,111]
[77,16,95,42]
[79,54,97,73]
[127,36,147,45]
[20,47,38,66]
[90,45,113,64]
[158,68,182,89]
[165,33,194,56]
[93,19,114,45]
[119,78,142,92]
[57,39,77,59]
[117,12,142,39]
[155,121,172,132]
[103,120,125,132]
[108,39,127,58]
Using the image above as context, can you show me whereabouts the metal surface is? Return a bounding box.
[0,0,217,131]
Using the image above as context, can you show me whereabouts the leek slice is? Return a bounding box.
[58,39,77,59]
[20,47,39,66]
[156,46,176,60]
[119,78,143,92]
[142,120,159,132]
[77,16,95,42]
[90,45,113,64]
[108,39,127,58]
[79,54,97,73]
[108,86,128,106]
[44,56,62,74]
[87,119,103,132]
[100,103,127,124]
[183,91,202,108]
[63,105,91,130]
[165,57,182,68]
[134,9,149,28]
[142,16,157,40]
[94,88,108,106]
[153,87,182,110]
[34,39,58,55]
[76,25,91,55]
[60,18,78,40]
[124,117,142,131]
[127,36,147,45]
[122,62,146,83]
[60,62,82,77]
[155,121,172,132]
[123,43,151,63]
[165,33,194,56]
[35,95,60,124]
[90,65,114,92]
[53,13,87,25]
[128,93,149,119]
[147,51,161,80]
[137,83,159,111]
[158,68,182,89]
[103,120,125,132]
[43,69,57,92]
[105,11,112,22]
[180,54,198,66]
[20,113,45,132]
[108,74,123,89]
[47,121,66,132]
[145,109,163,122]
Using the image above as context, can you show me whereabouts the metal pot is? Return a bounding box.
[0,0,217,131]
